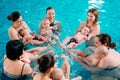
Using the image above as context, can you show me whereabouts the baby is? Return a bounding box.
[18,28,45,45]
[39,18,59,41]
[50,67,67,80]
[61,27,89,49]
[50,68,82,80]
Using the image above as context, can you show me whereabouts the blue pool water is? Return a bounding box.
[0,0,120,80]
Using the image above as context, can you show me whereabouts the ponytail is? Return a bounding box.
[109,42,116,49]
[7,11,21,22]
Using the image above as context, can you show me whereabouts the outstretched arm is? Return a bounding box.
[71,49,88,57]
[80,61,101,72]
[61,54,70,79]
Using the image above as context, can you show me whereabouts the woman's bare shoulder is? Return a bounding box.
[8,27,17,34]
[22,21,28,28]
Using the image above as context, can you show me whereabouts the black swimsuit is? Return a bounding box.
[0,58,27,80]
[68,38,78,44]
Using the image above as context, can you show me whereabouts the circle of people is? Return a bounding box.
[1,7,120,80]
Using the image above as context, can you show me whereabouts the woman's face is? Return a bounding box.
[13,16,22,28]
[46,9,55,22]
[87,12,95,23]
[94,37,102,47]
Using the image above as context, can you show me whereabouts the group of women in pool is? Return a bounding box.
[1,6,120,80]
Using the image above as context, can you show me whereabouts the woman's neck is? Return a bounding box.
[86,22,93,27]
[49,19,54,23]
[12,25,19,30]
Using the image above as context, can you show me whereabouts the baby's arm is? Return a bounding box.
[61,37,72,48]
[61,54,70,79]
[67,42,77,49]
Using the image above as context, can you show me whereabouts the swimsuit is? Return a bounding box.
[95,65,120,79]
[50,21,60,35]
[50,21,56,26]
[68,38,78,44]
[0,63,26,80]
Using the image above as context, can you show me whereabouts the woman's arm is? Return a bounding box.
[22,21,32,33]
[71,49,88,57]
[76,22,85,34]
[88,24,100,39]
[80,61,101,72]
[8,27,20,40]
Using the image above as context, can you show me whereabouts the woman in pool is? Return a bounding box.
[46,6,62,35]
[8,11,31,40]
[1,40,33,80]
[33,54,55,80]
[7,11,45,46]
[74,33,120,80]
[7,11,49,55]
[76,8,100,47]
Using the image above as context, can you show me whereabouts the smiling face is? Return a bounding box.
[46,9,55,22]
[87,12,95,23]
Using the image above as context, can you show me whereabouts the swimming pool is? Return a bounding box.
[0,0,120,80]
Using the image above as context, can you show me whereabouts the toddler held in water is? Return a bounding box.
[61,27,89,49]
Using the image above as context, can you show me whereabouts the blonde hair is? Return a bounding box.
[50,68,64,80]
[39,18,50,31]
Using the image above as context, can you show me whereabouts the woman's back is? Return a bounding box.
[4,58,32,77]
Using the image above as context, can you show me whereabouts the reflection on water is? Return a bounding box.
[88,0,105,12]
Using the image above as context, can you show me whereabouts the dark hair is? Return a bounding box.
[7,11,21,22]
[87,8,98,26]
[96,33,116,49]
[37,54,55,73]
[46,7,54,14]
[6,40,24,60]
[18,28,24,37]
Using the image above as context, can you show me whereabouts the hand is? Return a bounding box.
[20,57,31,63]
[52,26,57,30]
[61,54,66,59]
[84,36,88,40]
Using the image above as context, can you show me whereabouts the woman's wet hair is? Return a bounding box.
[37,54,55,73]
[46,6,54,14]
[7,11,21,22]
[96,33,116,49]
[87,8,98,26]
[6,40,24,60]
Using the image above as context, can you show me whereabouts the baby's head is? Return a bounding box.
[40,18,50,29]
[18,28,25,37]
[80,27,89,35]
[50,67,65,80]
